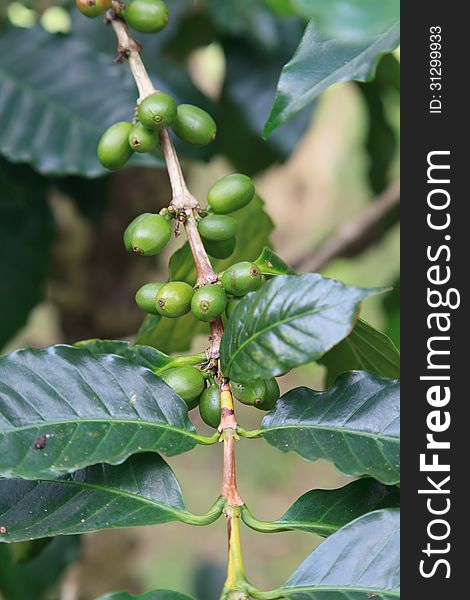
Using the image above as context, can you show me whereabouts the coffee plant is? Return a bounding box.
[0,1,400,599]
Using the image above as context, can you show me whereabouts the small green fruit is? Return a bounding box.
[204,237,236,259]
[76,0,111,18]
[191,285,227,322]
[124,213,171,256]
[207,174,255,214]
[199,384,221,428]
[135,282,164,315]
[198,215,237,242]
[138,92,177,130]
[97,122,134,170]
[124,0,169,33]
[225,297,242,319]
[155,281,194,318]
[128,122,159,153]
[231,380,266,406]
[220,261,262,296]
[171,104,217,145]
[161,366,205,406]
[254,378,280,411]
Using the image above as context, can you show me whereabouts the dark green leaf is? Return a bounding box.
[254,247,295,276]
[0,454,200,542]
[97,591,196,600]
[292,0,400,42]
[358,54,400,193]
[278,509,399,599]
[220,273,380,382]
[263,21,400,137]
[242,478,399,536]
[136,195,273,353]
[261,371,400,484]
[0,537,80,600]
[0,345,198,479]
[0,159,54,349]
[319,318,400,387]
[74,339,173,371]
[0,26,161,176]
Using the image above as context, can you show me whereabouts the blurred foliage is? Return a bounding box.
[0,1,400,597]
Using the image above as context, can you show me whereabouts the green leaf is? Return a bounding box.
[0,345,199,479]
[136,195,273,353]
[261,371,399,484]
[0,537,80,600]
[263,20,400,137]
[319,318,400,387]
[278,509,399,599]
[97,591,196,600]
[0,26,161,176]
[254,247,295,276]
[0,159,54,349]
[292,0,400,42]
[0,454,220,543]
[74,339,174,371]
[242,478,399,536]
[220,273,380,382]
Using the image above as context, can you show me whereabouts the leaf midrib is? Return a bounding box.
[262,422,399,445]
[281,584,400,598]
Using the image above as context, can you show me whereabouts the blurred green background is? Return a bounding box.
[0,1,399,598]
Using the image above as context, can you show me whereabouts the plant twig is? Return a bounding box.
[293,180,400,273]
[107,12,244,596]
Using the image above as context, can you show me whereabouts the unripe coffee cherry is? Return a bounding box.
[76,0,111,18]
[161,366,205,407]
[128,122,159,153]
[124,0,169,33]
[254,378,280,411]
[135,282,164,315]
[225,297,242,319]
[155,281,194,318]
[198,215,237,242]
[231,380,266,406]
[97,122,134,170]
[207,174,255,214]
[203,237,236,260]
[171,104,217,145]
[191,284,227,322]
[199,384,221,428]
[124,213,171,256]
[138,92,177,130]
[220,261,262,296]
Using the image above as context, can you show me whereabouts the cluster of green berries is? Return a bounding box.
[98,92,217,170]
[159,367,280,428]
[77,0,169,34]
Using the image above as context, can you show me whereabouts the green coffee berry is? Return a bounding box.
[124,0,169,33]
[254,378,280,411]
[191,284,227,322]
[124,213,171,256]
[171,104,217,145]
[198,215,237,242]
[225,297,242,319]
[128,122,159,153]
[155,281,194,318]
[97,122,134,170]
[220,261,262,296]
[199,384,221,428]
[161,366,205,406]
[207,174,255,214]
[135,282,164,315]
[138,92,177,130]
[231,380,266,406]
[203,237,236,260]
[76,0,111,18]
